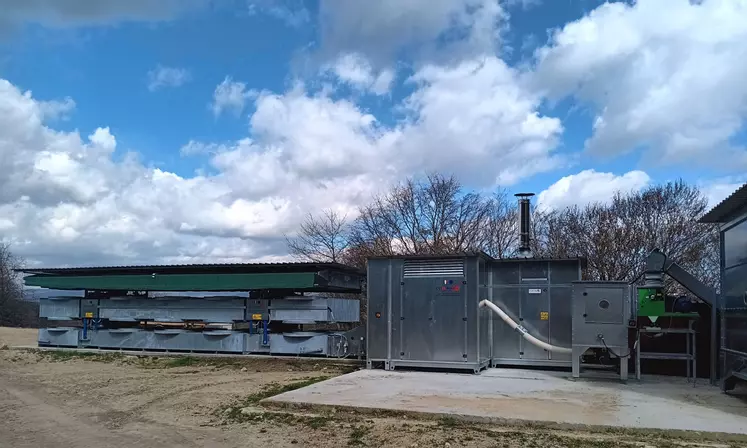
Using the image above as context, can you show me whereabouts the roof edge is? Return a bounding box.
[699,183,747,223]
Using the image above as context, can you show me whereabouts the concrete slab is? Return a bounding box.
[265,368,747,434]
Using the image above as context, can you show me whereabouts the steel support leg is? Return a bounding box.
[571,346,583,378]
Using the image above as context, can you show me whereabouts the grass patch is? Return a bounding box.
[439,416,463,428]
[35,349,124,363]
[347,425,371,446]
[160,356,199,368]
[242,376,330,404]
[218,376,331,423]
[222,410,335,432]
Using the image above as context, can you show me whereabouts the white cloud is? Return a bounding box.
[0,0,207,37]
[537,169,651,210]
[317,0,505,67]
[400,57,564,185]
[533,0,747,170]
[147,65,191,91]
[180,140,229,157]
[39,97,75,120]
[248,0,310,28]
[211,77,257,117]
[323,53,396,95]
[0,55,562,265]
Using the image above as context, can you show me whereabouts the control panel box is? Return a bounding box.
[571,281,630,348]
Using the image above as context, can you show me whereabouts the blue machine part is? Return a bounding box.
[262,319,269,346]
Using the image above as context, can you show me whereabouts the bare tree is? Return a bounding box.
[0,243,37,328]
[482,190,519,259]
[536,180,719,287]
[285,210,350,263]
[349,173,493,257]
[0,243,22,302]
[285,176,718,297]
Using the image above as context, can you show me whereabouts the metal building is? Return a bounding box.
[366,254,491,373]
[366,253,586,372]
[700,183,747,391]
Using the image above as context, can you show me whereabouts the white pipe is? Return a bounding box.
[479,300,572,354]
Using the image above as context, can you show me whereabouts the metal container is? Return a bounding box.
[98,297,246,323]
[488,259,582,368]
[39,297,81,320]
[84,329,246,353]
[86,328,143,349]
[38,327,80,347]
[269,297,360,323]
[367,254,491,373]
[571,281,631,379]
[269,332,330,356]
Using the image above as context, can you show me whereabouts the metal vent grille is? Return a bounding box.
[403,259,465,278]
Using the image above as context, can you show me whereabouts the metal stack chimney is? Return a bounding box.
[515,193,534,258]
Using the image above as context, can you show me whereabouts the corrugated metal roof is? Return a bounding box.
[699,183,747,223]
[366,252,587,268]
[366,251,495,261]
[16,261,364,276]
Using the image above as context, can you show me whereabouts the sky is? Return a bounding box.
[1,0,746,267]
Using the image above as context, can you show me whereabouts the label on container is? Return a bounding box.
[528,288,542,294]
[84,312,94,318]
[251,313,263,320]
[540,311,549,320]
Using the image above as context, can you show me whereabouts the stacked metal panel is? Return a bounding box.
[85,329,246,353]
[28,262,365,357]
[98,296,247,323]
[269,297,360,324]
[37,294,361,356]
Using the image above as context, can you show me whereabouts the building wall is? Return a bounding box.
[722,209,747,383]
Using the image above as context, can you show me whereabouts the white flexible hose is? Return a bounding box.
[479,300,572,354]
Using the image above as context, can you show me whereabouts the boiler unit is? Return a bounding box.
[487,258,583,368]
[485,192,583,368]
[366,253,491,373]
[571,281,632,381]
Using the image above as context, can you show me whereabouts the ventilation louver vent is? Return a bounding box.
[403,259,465,278]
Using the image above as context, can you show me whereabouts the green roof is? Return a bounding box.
[20,262,363,292]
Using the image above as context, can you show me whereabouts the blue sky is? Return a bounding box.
[0,0,746,266]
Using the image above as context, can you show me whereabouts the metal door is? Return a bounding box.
[399,257,467,364]
[400,278,433,361]
[430,278,467,362]
[491,286,522,360]
[548,286,573,362]
[520,287,550,360]
[400,276,467,363]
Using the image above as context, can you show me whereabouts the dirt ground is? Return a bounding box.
[0,326,37,347]
[0,328,744,448]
